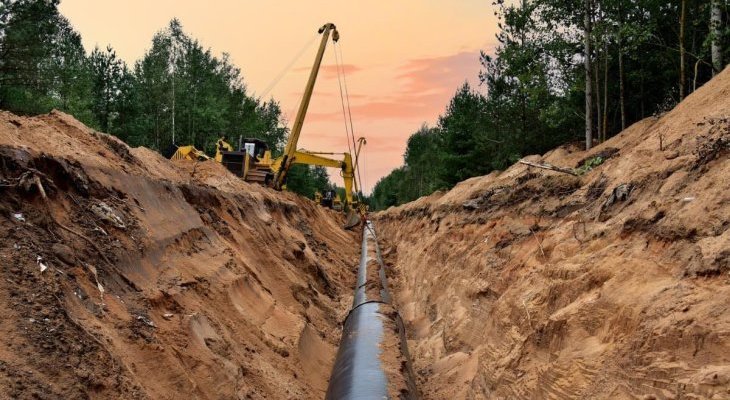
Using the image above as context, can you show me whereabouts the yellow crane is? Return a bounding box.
[172,23,363,226]
[223,23,361,204]
[315,137,366,210]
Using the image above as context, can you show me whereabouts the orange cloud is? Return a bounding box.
[305,50,482,123]
[397,50,482,96]
[294,63,362,79]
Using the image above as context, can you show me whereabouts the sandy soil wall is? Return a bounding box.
[0,111,359,399]
[375,69,730,399]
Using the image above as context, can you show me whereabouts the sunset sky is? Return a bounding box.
[58,1,499,192]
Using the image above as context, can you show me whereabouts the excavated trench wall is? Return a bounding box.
[375,69,730,399]
[0,69,728,400]
[0,111,360,399]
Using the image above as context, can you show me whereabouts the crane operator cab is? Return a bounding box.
[217,136,274,184]
[241,138,269,159]
[320,189,335,209]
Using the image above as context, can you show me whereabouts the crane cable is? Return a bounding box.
[332,42,361,203]
[258,33,319,100]
[333,42,363,201]
[332,44,353,157]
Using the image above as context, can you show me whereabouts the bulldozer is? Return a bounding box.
[315,189,343,210]
[171,23,365,228]
[170,145,210,161]
[215,137,274,184]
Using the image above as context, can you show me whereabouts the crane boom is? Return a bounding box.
[274,23,339,190]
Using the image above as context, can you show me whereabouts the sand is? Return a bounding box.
[0,111,359,399]
[0,67,728,399]
[374,67,730,399]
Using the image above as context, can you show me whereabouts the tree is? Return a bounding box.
[438,83,491,186]
[710,0,723,74]
[680,0,687,100]
[403,124,444,197]
[374,0,729,209]
[0,0,92,119]
[89,45,128,132]
[285,165,332,199]
[584,0,593,150]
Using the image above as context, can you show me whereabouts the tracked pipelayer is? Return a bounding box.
[172,23,364,228]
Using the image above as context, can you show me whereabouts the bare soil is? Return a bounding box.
[1,69,728,400]
[0,111,359,399]
[374,68,730,399]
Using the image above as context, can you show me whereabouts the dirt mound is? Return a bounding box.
[0,110,358,399]
[375,68,730,398]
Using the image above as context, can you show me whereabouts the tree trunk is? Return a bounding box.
[585,0,593,150]
[694,58,701,91]
[640,71,645,119]
[680,0,686,100]
[594,53,602,142]
[603,40,609,142]
[710,0,723,75]
[618,0,626,131]
[171,71,176,145]
[155,112,160,150]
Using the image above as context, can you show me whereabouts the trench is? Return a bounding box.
[325,221,419,399]
[3,96,730,399]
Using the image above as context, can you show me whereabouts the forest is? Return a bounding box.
[0,0,332,197]
[1,1,728,208]
[369,0,728,209]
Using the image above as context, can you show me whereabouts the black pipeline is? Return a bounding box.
[325,221,419,399]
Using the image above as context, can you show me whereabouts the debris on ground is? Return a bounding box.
[602,183,632,210]
[90,202,126,229]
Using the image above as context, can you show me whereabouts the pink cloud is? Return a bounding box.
[397,50,481,96]
[304,51,482,123]
[291,50,488,191]
[293,63,361,79]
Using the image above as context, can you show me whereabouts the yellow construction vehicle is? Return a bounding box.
[221,23,362,207]
[170,145,210,161]
[214,136,234,160]
[316,189,344,210]
[172,23,364,227]
[216,137,276,184]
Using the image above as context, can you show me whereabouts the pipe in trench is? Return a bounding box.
[325,221,420,399]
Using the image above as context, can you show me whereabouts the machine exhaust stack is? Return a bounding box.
[325,221,420,399]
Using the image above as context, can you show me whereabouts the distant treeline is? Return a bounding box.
[0,0,333,197]
[370,0,728,210]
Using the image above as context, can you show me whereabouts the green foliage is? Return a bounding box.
[285,165,331,199]
[125,19,287,154]
[369,124,446,210]
[372,0,728,210]
[439,83,489,186]
[575,156,604,175]
[0,0,94,123]
[0,4,333,197]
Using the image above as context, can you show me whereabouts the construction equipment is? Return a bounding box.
[222,23,362,210]
[316,189,344,210]
[170,145,210,161]
[216,137,275,184]
[270,23,339,190]
[171,23,364,227]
